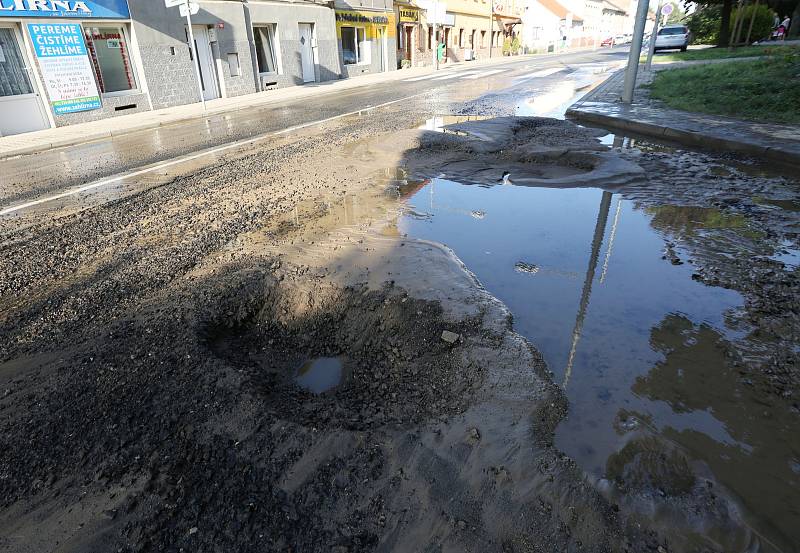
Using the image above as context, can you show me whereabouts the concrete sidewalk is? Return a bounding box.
[566,63,800,168]
[0,49,587,160]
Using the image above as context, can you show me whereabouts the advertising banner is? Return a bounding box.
[0,0,130,19]
[28,23,101,115]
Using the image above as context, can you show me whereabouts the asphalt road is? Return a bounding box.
[0,47,629,219]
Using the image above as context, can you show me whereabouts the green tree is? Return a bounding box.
[684,0,733,45]
[685,4,724,43]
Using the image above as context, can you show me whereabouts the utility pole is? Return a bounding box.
[432,0,439,70]
[621,0,649,103]
[645,0,663,70]
[166,0,205,110]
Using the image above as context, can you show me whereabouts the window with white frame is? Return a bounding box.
[253,24,280,74]
[341,26,369,65]
[83,25,137,94]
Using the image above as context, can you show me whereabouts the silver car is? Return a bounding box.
[654,24,690,52]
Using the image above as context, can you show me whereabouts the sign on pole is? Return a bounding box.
[27,23,101,115]
[661,3,673,16]
[179,2,199,17]
[165,0,205,110]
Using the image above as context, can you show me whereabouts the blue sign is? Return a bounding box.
[0,0,130,19]
[28,23,102,114]
[29,23,87,57]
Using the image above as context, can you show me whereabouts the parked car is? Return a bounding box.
[654,24,691,51]
[601,36,615,47]
[614,34,627,44]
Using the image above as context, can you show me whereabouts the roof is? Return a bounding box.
[602,0,627,13]
[536,0,570,20]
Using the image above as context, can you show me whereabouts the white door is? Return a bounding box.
[298,23,315,83]
[378,27,387,71]
[191,25,219,101]
[0,25,49,136]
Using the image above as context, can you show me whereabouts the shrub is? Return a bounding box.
[730,3,774,43]
[502,36,512,55]
[686,3,775,45]
[511,35,521,54]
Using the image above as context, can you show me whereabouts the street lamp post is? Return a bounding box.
[621,0,649,103]
[645,0,664,70]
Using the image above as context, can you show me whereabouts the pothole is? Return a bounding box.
[205,281,484,430]
[294,356,345,394]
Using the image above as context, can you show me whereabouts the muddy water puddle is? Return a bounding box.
[295,357,345,394]
[398,178,800,551]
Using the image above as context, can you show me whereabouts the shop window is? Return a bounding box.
[84,26,137,94]
[254,24,280,74]
[480,30,486,48]
[341,26,369,65]
[458,28,464,47]
[0,28,33,96]
[470,30,475,48]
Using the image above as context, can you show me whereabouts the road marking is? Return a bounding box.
[0,92,431,217]
[515,67,565,80]
[460,69,507,80]
[403,71,455,82]
[432,71,479,80]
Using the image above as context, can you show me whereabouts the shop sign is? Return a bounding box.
[399,8,419,22]
[28,23,101,114]
[335,10,389,24]
[0,0,130,19]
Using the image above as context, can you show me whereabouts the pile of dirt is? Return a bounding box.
[405,117,645,188]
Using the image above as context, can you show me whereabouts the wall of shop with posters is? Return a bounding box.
[0,0,152,131]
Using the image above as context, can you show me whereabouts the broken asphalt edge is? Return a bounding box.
[566,69,800,169]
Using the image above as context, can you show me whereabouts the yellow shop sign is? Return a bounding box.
[399,7,419,22]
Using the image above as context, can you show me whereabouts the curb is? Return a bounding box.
[566,71,800,169]
[566,108,800,169]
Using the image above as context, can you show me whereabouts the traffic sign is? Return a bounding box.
[179,2,199,16]
[661,3,673,16]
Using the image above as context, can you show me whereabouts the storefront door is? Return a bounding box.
[378,27,388,71]
[298,23,315,83]
[0,25,49,136]
[191,25,219,101]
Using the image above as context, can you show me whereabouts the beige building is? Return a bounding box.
[440,0,493,62]
[492,0,525,53]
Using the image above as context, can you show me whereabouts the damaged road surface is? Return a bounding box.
[2,53,799,553]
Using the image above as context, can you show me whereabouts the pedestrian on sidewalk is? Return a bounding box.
[781,15,792,37]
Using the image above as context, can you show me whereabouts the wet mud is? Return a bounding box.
[0,106,797,553]
[396,119,800,552]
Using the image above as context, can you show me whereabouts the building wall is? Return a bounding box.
[17,21,152,127]
[248,1,342,88]
[447,11,492,61]
[521,3,561,51]
[130,0,257,109]
[334,4,398,77]
[396,4,433,68]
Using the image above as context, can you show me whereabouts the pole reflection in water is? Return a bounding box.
[562,190,613,389]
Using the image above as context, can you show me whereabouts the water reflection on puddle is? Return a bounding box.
[398,178,799,551]
[295,357,343,394]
